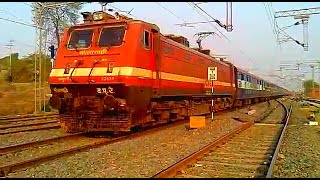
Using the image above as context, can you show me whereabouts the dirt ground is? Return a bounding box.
[273,100,320,178]
[0,81,52,115]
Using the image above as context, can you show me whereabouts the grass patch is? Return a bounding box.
[0,81,55,116]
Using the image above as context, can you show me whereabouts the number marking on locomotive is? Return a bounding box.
[96,86,115,94]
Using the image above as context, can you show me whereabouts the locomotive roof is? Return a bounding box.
[161,36,231,67]
[69,17,160,31]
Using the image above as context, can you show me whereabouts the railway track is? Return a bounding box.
[0,101,279,177]
[152,100,291,178]
[0,118,190,177]
[0,114,60,135]
[302,99,320,108]
[0,114,58,123]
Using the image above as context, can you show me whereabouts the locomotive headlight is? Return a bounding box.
[93,12,103,21]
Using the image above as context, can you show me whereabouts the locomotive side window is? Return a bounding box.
[143,31,150,49]
[99,26,126,47]
[68,29,93,49]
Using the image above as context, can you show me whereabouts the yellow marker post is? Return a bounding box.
[190,116,206,129]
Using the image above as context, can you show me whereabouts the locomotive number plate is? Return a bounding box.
[101,76,115,81]
[97,86,115,95]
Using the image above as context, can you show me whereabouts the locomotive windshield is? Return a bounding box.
[68,29,93,49]
[98,26,125,47]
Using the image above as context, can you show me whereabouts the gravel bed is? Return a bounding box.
[261,101,286,124]
[0,136,105,166]
[7,101,274,178]
[273,100,320,178]
[0,129,68,147]
[178,123,283,178]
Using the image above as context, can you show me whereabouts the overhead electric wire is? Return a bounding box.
[107,3,137,18]
[188,2,229,41]
[22,2,33,8]
[155,2,198,30]
[262,2,277,38]
[0,9,34,26]
[187,2,258,69]
[267,2,281,43]
[269,2,280,30]
[0,17,42,29]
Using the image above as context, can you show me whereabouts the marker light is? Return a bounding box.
[107,62,114,73]
[93,12,103,21]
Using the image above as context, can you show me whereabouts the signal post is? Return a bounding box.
[208,67,217,120]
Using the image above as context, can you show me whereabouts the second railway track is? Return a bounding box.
[152,100,292,178]
[0,118,190,177]
[0,114,60,135]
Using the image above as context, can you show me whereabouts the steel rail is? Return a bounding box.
[0,118,189,177]
[0,133,85,154]
[266,104,292,178]
[152,99,289,178]
[0,114,58,121]
[0,124,61,135]
[151,121,252,178]
[0,120,59,130]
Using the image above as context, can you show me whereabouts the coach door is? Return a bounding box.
[151,29,161,95]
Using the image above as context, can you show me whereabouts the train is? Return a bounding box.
[48,11,290,133]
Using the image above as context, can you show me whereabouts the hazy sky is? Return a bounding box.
[1,2,320,91]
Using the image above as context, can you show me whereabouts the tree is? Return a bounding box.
[31,2,84,47]
[0,53,51,83]
[303,79,319,93]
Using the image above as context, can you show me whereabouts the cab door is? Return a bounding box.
[150,29,161,96]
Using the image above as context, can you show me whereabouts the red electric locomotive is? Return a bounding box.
[48,11,287,133]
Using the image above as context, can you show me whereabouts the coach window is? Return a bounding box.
[143,30,150,49]
[240,74,244,80]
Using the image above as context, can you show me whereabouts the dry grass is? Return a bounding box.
[0,80,53,116]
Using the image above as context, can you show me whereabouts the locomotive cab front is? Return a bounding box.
[48,11,161,133]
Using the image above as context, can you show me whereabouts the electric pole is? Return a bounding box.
[6,40,14,83]
[33,2,87,113]
[275,7,320,51]
[318,61,320,99]
[279,60,320,98]
[310,65,315,98]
